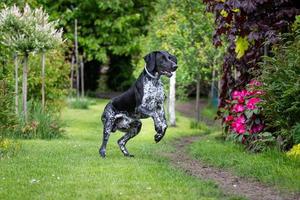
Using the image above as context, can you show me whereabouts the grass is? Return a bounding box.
[0,99,242,200]
[67,97,96,109]
[201,104,218,121]
[189,132,300,193]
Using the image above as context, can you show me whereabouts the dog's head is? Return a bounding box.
[144,51,178,78]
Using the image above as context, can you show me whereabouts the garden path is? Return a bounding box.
[162,135,300,200]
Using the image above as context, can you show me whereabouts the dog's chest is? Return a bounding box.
[141,78,164,111]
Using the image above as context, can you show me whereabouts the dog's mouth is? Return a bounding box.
[161,70,173,78]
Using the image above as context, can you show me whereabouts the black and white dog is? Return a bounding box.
[99,51,178,157]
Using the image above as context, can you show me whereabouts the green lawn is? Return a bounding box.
[189,133,300,193]
[0,99,240,200]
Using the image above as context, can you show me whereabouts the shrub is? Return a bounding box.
[67,98,90,110]
[0,79,17,136]
[292,123,300,144]
[12,101,64,139]
[190,121,211,134]
[258,16,300,150]
[286,144,300,160]
[0,138,21,159]
[219,80,274,151]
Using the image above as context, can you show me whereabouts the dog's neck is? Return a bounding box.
[144,65,159,79]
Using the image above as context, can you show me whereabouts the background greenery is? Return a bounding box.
[257,16,300,150]
[0,1,300,199]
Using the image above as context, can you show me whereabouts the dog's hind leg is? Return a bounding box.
[118,120,142,157]
[99,118,114,158]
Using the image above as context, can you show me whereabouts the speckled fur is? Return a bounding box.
[99,76,167,158]
[99,51,177,158]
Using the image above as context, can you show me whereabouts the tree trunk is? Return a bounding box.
[70,56,74,96]
[211,66,215,101]
[14,54,19,115]
[41,52,46,111]
[22,54,29,123]
[211,66,218,108]
[80,56,84,98]
[169,71,176,126]
[74,19,80,98]
[195,73,201,122]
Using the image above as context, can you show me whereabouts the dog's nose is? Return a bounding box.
[172,65,178,70]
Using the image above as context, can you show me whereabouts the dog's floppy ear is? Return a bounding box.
[143,52,156,72]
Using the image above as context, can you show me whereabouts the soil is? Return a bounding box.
[163,135,300,200]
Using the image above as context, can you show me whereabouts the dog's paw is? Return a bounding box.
[99,149,106,158]
[154,134,163,143]
[124,153,134,157]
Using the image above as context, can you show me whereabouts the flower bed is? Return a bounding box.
[220,80,275,151]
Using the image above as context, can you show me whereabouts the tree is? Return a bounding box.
[0,4,63,120]
[137,0,223,122]
[37,0,154,61]
[168,72,176,126]
[204,0,300,113]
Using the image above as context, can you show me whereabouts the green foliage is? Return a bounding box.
[286,144,300,159]
[2,49,69,109]
[201,104,218,121]
[246,132,276,153]
[0,50,68,139]
[0,71,17,136]
[12,101,64,139]
[27,49,69,107]
[258,17,300,150]
[235,36,249,59]
[0,138,21,159]
[67,98,91,110]
[135,0,223,97]
[190,121,211,134]
[292,123,300,144]
[34,0,154,63]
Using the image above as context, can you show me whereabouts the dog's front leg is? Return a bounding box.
[152,108,168,143]
[137,105,167,142]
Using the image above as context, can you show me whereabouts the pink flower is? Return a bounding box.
[236,115,246,124]
[249,90,264,96]
[231,90,241,100]
[231,115,246,134]
[249,80,262,87]
[254,90,263,95]
[240,89,250,97]
[232,104,245,112]
[231,122,246,134]
[246,103,256,110]
[224,115,234,122]
[231,90,249,103]
[250,124,264,134]
[246,98,261,110]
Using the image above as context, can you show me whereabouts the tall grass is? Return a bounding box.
[11,101,64,139]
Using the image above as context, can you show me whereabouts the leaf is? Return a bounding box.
[235,36,249,59]
[245,110,253,119]
[232,8,240,13]
[238,134,244,142]
[220,10,228,18]
[253,109,259,115]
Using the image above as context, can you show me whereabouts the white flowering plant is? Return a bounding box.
[0,4,63,53]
